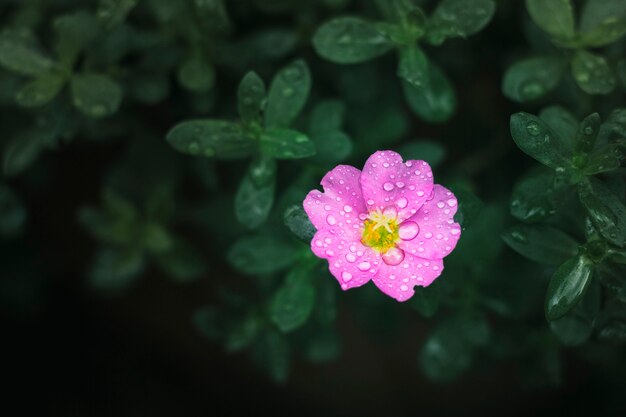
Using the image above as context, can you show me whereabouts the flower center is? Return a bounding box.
[361,209,399,253]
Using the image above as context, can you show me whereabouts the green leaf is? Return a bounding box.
[141,222,173,254]
[579,177,626,247]
[584,143,622,175]
[313,17,393,64]
[510,112,573,169]
[397,45,429,88]
[426,0,496,44]
[502,57,565,102]
[261,128,315,159]
[177,55,215,93]
[2,131,44,177]
[545,255,594,321]
[402,63,456,123]
[228,236,297,275]
[310,131,352,165]
[550,315,593,346]
[308,100,345,135]
[225,315,260,352]
[502,224,578,265]
[15,73,65,108]
[89,248,145,291]
[283,205,316,242]
[78,191,140,246]
[571,50,616,95]
[53,12,100,67]
[238,71,266,123]
[451,185,484,227]
[235,154,276,229]
[270,268,316,332]
[396,140,446,168]
[525,0,575,40]
[574,113,601,155]
[264,59,311,128]
[510,169,569,222]
[155,241,208,282]
[166,120,254,159]
[539,105,577,151]
[97,0,139,30]
[578,0,626,47]
[0,32,55,76]
[0,184,27,237]
[618,59,626,87]
[70,73,123,118]
[253,330,290,383]
[597,265,626,302]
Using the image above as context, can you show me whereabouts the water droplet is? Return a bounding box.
[326,215,337,225]
[382,247,404,266]
[188,142,200,155]
[584,126,593,135]
[282,87,294,97]
[396,181,405,188]
[511,230,528,244]
[295,135,307,143]
[447,199,457,207]
[417,191,425,197]
[314,240,323,247]
[342,271,353,282]
[400,285,409,292]
[324,204,331,211]
[204,147,215,157]
[325,249,334,256]
[424,232,433,239]
[383,206,397,218]
[526,122,540,136]
[450,227,461,235]
[343,205,352,213]
[383,182,394,191]
[437,202,445,209]
[358,261,371,271]
[399,221,419,240]
[367,199,375,205]
[346,253,356,263]
[396,197,408,209]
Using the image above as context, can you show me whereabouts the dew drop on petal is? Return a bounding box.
[326,215,337,225]
[342,271,353,282]
[382,247,404,266]
[417,190,425,197]
[358,261,371,271]
[396,197,408,209]
[447,199,457,207]
[399,221,419,240]
[424,232,433,239]
[383,182,395,191]
[450,227,461,235]
[400,285,409,292]
[346,253,356,263]
[343,205,353,213]
[437,202,445,209]
[367,199,375,205]
[325,249,334,256]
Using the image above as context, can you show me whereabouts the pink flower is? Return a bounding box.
[303,150,461,302]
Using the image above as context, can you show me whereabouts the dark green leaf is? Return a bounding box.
[450,184,484,227]
[402,63,456,123]
[228,236,297,275]
[16,73,65,108]
[427,0,495,45]
[156,241,208,282]
[89,248,145,291]
[510,168,569,222]
[265,59,311,128]
[141,222,173,254]
[283,205,316,242]
[509,112,573,169]
[97,0,139,30]
[308,100,345,135]
[502,224,578,265]
[177,55,215,93]
[270,268,316,332]
[3,131,44,177]
[502,57,564,102]
[261,128,315,159]
[70,73,123,118]
[235,154,276,229]
[550,315,592,346]
[0,31,55,76]
[578,0,626,47]
[397,45,429,88]
[238,71,266,123]
[545,256,594,321]
[579,177,626,247]
[539,105,577,151]
[574,113,601,155]
[167,120,254,159]
[525,0,575,40]
[253,330,290,383]
[397,140,446,168]
[53,12,100,67]
[571,50,616,95]
[313,17,393,64]
[225,315,260,352]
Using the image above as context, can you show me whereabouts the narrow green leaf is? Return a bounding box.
[265,59,311,128]
[166,120,254,159]
[584,143,622,175]
[97,0,139,30]
[3,131,44,177]
[70,73,123,118]
[402,63,456,123]
[502,57,564,102]
[310,131,352,165]
[397,45,429,88]
[228,236,297,275]
[525,0,575,40]
[308,100,345,135]
[283,204,316,242]
[270,268,316,332]
[574,113,601,155]
[578,0,626,47]
[545,256,594,321]
[571,50,616,95]
[15,73,65,108]
[225,315,260,352]
[253,330,290,383]
[177,55,215,93]
[53,12,100,67]
[579,177,626,247]
[237,71,266,123]
[0,32,55,76]
[235,154,276,229]
[502,224,578,265]
[427,0,496,44]
[510,169,569,222]
[539,106,577,152]
[261,128,315,159]
[510,112,573,169]
[313,17,393,64]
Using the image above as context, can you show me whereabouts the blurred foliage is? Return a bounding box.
[0,0,625,389]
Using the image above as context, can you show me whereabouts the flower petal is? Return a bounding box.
[304,165,366,239]
[373,252,444,302]
[398,184,461,260]
[360,150,434,222]
[311,228,380,291]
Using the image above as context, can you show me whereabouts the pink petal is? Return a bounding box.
[303,165,367,240]
[359,150,434,222]
[311,228,380,291]
[373,252,444,302]
[398,184,461,260]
